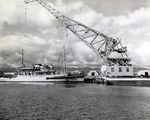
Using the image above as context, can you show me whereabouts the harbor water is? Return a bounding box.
[0,81,150,120]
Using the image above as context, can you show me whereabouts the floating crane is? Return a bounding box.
[24,0,134,77]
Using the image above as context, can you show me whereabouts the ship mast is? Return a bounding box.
[21,49,24,67]
[57,57,61,74]
[63,45,67,73]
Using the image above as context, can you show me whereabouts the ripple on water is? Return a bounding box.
[0,83,150,120]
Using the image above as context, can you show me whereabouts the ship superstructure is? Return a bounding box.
[19,64,56,76]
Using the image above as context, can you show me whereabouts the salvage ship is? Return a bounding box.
[0,64,57,82]
[0,64,84,82]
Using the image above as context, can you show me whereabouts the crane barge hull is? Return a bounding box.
[97,77,150,86]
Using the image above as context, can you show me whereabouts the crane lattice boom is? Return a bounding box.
[25,0,131,66]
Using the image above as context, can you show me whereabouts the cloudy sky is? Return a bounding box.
[0,0,150,67]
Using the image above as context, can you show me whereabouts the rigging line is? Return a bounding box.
[24,2,28,38]
[56,20,60,31]
[65,27,68,37]
[25,5,27,27]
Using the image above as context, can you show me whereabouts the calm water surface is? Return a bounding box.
[0,82,150,120]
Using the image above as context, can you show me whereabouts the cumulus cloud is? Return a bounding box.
[0,0,150,67]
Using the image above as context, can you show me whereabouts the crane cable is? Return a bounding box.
[24,1,28,38]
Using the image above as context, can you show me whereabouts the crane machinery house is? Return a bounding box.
[104,59,134,77]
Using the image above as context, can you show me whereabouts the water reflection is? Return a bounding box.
[20,82,54,85]
[59,81,83,88]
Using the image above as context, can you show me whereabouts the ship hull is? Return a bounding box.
[0,75,84,82]
[100,77,150,86]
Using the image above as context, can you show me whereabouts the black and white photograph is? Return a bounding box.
[0,0,150,119]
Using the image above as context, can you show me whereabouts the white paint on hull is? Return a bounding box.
[0,75,84,82]
[102,77,150,81]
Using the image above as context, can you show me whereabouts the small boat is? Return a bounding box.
[46,71,85,79]
[46,46,85,81]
